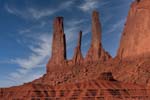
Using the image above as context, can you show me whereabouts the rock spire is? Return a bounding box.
[85,10,111,62]
[47,17,66,72]
[72,31,83,64]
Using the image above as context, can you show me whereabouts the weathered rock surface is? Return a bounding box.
[0,79,149,100]
[85,10,111,62]
[117,0,150,59]
[112,56,150,87]
[98,72,116,81]
[72,31,83,64]
[113,0,150,88]
[47,17,66,72]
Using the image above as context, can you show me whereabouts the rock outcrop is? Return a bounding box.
[72,31,83,64]
[85,10,111,63]
[117,0,150,59]
[98,72,116,81]
[47,17,66,72]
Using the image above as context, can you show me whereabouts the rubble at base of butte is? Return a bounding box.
[0,0,150,99]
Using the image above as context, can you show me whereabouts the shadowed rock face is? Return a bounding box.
[85,10,111,62]
[117,0,150,59]
[47,17,66,72]
[98,72,116,81]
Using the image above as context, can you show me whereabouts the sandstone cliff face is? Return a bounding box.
[85,10,111,62]
[47,17,66,72]
[117,0,150,59]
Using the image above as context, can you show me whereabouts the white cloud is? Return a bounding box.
[79,0,110,12]
[5,4,24,17]
[19,28,31,34]
[79,0,99,12]
[5,69,43,87]
[9,72,21,79]
[66,19,90,36]
[59,1,74,9]
[5,4,15,14]
[17,68,28,74]
[66,19,87,27]
[28,8,57,20]
[5,4,55,20]
[105,18,126,34]
[12,34,52,69]
[65,19,88,43]
[5,1,74,20]
[5,34,51,87]
[18,21,48,35]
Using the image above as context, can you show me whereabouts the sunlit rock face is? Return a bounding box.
[47,17,67,72]
[117,0,150,59]
[85,10,111,63]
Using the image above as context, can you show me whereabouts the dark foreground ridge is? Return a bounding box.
[0,0,150,99]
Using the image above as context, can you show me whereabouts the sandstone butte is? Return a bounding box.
[0,0,150,100]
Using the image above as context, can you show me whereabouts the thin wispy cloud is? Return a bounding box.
[19,21,48,35]
[5,34,52,86]
[79,0,99,12]
[11,34,52,69]
[5,4,23,16]
[28,8,57,20]
[65,19,87,42]
[5,1,74,20]
[79,0,110,12]
[5,4,53,20]
[9,72,21,79]
[17,68,29,75]
[19,28,31,34]
[105,18,126,35]
[6,69,43,87]
[66,19,87,27]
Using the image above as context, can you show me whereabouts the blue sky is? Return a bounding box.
[0,0,133,87]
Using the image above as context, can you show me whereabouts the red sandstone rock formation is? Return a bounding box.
[72,31,83,64]
[47,17,66,72]
[0,77,149,100]
[109,0,150,88]
[85,10,111,63]
[117,0,150,59]
[1,1,150,99]
[98,72,116,81]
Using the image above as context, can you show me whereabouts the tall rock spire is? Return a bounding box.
[91,10,102,49]
[47,17,66,71]
[85,10,111,63]
[72,31,83,64]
